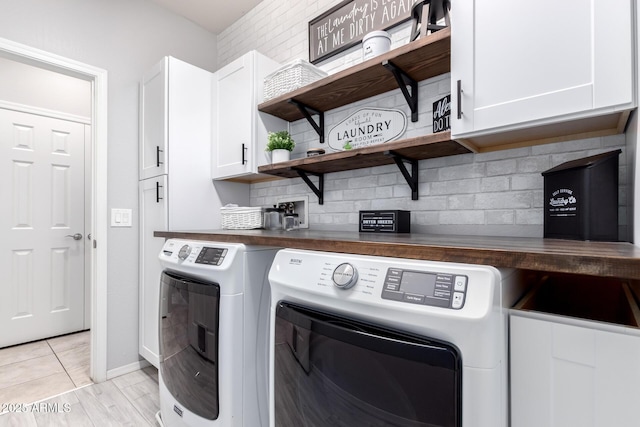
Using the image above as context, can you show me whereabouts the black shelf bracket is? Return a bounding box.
[385,151,419,200]
[289,100,325,143]
[382,60,419,122]
[294,168,324,205]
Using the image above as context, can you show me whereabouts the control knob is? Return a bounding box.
[178,244,192,260]
[332,263,358,290]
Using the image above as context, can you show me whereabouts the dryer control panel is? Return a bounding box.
[381,268,467,309]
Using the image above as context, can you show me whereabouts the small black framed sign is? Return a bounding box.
[432,94,451,133]
[309,0,418,64]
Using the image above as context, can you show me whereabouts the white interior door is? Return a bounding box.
[0,108,86,348]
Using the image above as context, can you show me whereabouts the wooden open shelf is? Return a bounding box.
[257,131,468,178]
[257,27,450,121]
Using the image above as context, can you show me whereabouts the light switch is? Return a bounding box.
[111,208,133,227]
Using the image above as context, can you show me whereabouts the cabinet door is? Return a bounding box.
[138,176,168,368]
[140,59,168,180]
[451,0,634,138]
[212,55,254,179]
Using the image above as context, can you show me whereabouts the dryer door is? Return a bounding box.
[274,302,462,427]
[160,271,220,420]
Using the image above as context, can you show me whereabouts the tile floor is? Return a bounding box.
[0,331,92,406]
[0,366,159,426]
[0,331,160,426]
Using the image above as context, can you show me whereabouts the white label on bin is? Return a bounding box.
[548,188,578,217]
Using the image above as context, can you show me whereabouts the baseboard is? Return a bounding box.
[106,359,152,380]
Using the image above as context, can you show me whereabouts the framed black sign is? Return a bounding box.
[309,0,418,64]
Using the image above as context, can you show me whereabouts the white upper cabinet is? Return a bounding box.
[140,59,167,180]
[451,0,635,150]
[140,57,214,181]
[212,51,286,180]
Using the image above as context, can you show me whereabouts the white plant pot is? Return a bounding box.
[271,149,290,163]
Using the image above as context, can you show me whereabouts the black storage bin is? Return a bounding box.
[542,149,621,241]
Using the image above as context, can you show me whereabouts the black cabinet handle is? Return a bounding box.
[156,181,163,203]
[156,146,164,167]
[457,80,463,120]
[242,143,248,165]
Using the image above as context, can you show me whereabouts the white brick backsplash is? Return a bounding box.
[438,163,485,181]
[414,211,439,225]
[475,192,533,210]
[439,210,485,225]
[349,175,378,189]
[412,196,448,211]
[481,176,510,193]
[486,159,518,176]
[517,156,551,173]
[533,190,544,208]
[393,184,413,198]
[218,0,628,239]
[344,188,376,200]
[516,209,544,225]
[448,195,476,210]
[486,210,515,225]
[375,186,393,199]
[475,147,531,162]
[511,174,543,191]
[323,190,344,202]
[431,179,481,195]
[377,172,398,186]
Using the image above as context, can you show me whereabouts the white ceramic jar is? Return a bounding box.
[362,31,391,61]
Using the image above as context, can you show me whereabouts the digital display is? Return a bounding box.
[400,271,437,296]
[381,268,465,309]
[195,247,226,265]
[200,248,220,262]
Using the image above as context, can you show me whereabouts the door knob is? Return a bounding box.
[65,233,83,240]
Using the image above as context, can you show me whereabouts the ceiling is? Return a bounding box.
[149,0,265,34]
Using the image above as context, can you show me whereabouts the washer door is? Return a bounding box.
[160,271,220,420]
[274,302,462,427]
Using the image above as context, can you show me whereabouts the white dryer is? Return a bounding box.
[157,239,279,427]
[268,249,524,427]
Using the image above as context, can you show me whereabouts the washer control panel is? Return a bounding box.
[162,241,228,266]
[195,247,228,266]
[381,268,467,309]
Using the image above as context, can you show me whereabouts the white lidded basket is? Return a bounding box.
[263,59,328,101]
[220,206,264,230]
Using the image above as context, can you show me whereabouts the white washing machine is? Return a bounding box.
[268,249,525,427]
[157,239,279,427]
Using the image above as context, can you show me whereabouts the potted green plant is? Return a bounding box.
[266,131,295,163]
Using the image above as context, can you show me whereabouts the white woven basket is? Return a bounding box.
[263,59,328,101]
[220,206,264,230]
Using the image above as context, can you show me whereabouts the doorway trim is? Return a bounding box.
[0,37,108,382]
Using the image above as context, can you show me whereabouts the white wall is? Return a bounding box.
[0,56,91,117]
[219,0,630,240]
[0,0,218,371]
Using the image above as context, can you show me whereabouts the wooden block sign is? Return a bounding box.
[309,0,418,64]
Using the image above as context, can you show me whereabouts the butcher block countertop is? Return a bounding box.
[154,230,640,281]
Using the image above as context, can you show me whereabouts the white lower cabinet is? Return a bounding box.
[510,312,640,427]
[138,177,168,367]
[451,0,635,149]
